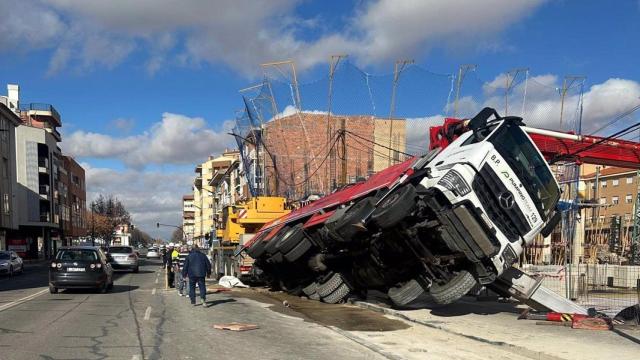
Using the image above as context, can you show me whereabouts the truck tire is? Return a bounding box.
[276,224,306,254]
[302,282,318,297]
[429,270,477,305]
[284,237,312,262]
[247,237,267,258]
[317,272,350,298]
[388,279,426,306]
[371,185,417,229]
[332,197,375,241]
[264,227,289,255]
[322,283,351,304]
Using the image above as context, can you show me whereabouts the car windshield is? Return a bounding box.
[0,253,9,260]
[109,247,133,254]
[488,122,560,219]
[57,249,98,262]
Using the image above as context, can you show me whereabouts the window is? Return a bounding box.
[612,196,619,205]
[598,215,605,223]
[627,177,634,184]
[599,197,606,205]
[626,194,633,204]
[612,179,619,186]
[3,194,8,214]
[601,180,607,188]
[624,213,631,221]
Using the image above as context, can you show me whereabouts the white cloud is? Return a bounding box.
[0,0,547,75]
[406,115,445,152]
[62,113,236,168]
[84,163,193,239]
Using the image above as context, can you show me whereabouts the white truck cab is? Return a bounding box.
[420,116,560,282]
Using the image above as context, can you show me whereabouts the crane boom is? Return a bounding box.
[430,119,640,169]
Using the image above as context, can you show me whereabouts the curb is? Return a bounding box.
[349,300,564,360]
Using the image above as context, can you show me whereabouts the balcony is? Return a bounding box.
[20,103,61,126]
[39,185,50,199]
[39,213,50,223]
[38,157,49,173]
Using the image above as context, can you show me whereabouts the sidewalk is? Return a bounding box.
[352,293,640,360]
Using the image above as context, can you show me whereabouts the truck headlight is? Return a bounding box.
[437,170,471,196]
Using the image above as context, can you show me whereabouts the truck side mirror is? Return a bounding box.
[540,211,562,238]
[468,107,499,132]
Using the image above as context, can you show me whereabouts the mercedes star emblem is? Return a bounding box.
[499,192,514,210]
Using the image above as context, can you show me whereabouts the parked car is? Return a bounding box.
[0,251,23,276]
[49,246,114,294]
[108,246,139,272]
[146,248,160,259]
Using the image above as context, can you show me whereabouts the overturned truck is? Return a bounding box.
[242,108,563,306]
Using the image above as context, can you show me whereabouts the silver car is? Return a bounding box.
[0,251,24,276]
[146,248,160,259]
[107,246,139,273]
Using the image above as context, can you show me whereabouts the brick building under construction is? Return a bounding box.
[260,112,406,199]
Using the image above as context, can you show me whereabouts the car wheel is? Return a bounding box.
[371,185,417,229]
[49,285,58,294]
[429,270,477,305]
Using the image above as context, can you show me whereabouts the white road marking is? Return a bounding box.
[152,288,156,295]
[155,278,159,284]
[0,288,49,312]
[144,306,152,321]
[131,355,141,360]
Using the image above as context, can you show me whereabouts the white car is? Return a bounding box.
[0,251,24,276]
[146,248,160,259]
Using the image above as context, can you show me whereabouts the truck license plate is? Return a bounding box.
[68,267,85,272]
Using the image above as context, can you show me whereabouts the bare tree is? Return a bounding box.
[90,194,131,246]
[170,228,183,243]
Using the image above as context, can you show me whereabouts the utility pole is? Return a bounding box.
[631,170,640,265]
[388,59,414,166]
[559,76,586,129]
[504,68,528,115]
[453,64,476,118]
[340,118,347,186]
[327,55,347,191]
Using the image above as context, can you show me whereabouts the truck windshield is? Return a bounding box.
[488,122,559,219]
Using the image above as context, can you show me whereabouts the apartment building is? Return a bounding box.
[0,84,86,258]
[59,156,87,244]
[582,167,637,228]
[0,93,22,251]
[182,194,195,243]
[193,152,237,244]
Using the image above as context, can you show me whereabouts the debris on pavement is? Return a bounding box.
[218,275,249,288]
[213,322,259,331]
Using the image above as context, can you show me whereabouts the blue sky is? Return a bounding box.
[1,0,639,238]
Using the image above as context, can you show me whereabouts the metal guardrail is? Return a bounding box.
[19,103,61,122]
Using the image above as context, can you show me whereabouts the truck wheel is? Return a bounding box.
[317,272,350,298]
[322,283,352,304]
[302,282,318,297]
[371,185,417,229]
[388,279,426,306]
[332,197,375,241]
[284,237,312,262]
[429,270,477,305]
[247,238,267,258]
[264,227,289,255]
[276,224,306,254]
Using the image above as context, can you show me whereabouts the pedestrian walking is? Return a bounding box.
[174,246,189,296]
[164,243,176,287]
[182,244,212,307]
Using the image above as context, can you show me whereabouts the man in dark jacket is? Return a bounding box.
[181,244,212,306]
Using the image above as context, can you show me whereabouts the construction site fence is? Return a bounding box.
[521,264,640,317]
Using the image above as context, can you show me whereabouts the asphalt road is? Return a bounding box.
[0,258,387,360]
